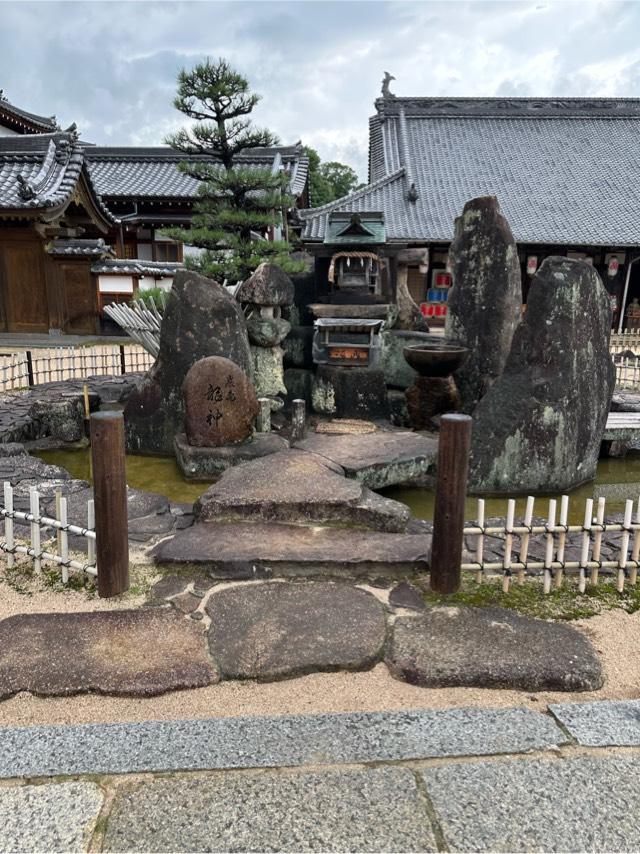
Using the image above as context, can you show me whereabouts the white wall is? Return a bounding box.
[98,275,134,294]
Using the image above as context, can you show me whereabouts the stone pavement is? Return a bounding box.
[1,700,640,851]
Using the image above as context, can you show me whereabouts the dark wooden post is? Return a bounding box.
[90,411,129,597]
[291,398,306,442]
[25,351,34,387]
[430,413,472,594]
[119,344,127,375]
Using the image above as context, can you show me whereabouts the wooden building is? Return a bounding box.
[0,92,309,334]
[301,95,640,330]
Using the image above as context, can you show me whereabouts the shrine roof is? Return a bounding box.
[86,144,309,201]
[0,132,116,228]
[0,92,58,134]
[302,97,640,248]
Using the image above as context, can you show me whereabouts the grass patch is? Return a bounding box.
[420,574,640,621]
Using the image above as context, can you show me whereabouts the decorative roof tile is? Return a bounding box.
[46,238,115,257]
[91,258,183,276]
[305,97,640,248]
[0,92,58,134]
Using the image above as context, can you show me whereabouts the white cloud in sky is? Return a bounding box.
[2,0,640,179]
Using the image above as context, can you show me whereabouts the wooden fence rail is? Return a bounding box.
[0,345,154,393]
[0,483,96,582]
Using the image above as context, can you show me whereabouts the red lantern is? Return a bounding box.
[608,257,620,278]
[526,256,538,276]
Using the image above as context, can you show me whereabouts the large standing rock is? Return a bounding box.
[124,270,252,454]
[445,196,522,413]
[468,257,615,494]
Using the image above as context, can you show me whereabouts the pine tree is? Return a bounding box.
[164,58,303,284]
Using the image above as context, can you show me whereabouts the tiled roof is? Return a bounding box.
[46,238,115,257]
[91,258,183,276]
[0,93,58,133]
[0,132,116,225]
[305,97,640,248]
[86,145,309,201]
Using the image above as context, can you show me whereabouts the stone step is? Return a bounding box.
[152,521,431,578]
[293,429,437,489]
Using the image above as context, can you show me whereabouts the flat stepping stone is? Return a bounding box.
[0,782,103,853]
[153,522,430,578]
[0,609,216,699]
[389,581,426,611]
[103,767,436,853]
[195,449,410,532]
[294,430,438,489]
[386,606,603,692]
[206,582,386,680]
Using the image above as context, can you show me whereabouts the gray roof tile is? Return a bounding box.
[305,98,640,247]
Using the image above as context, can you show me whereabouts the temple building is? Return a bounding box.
[0,92,309,334]
[301,94,640,330]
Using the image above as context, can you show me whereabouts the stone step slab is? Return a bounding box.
[194,449,411,532]
[206,581,387,680]
[293,430,438,489]
[0,609,216,699]
[152,522,431,578]
[549,699,640,746]
[102,767,436,853]
[386,606,603,692]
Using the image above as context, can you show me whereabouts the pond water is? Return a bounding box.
[36,447,640,523]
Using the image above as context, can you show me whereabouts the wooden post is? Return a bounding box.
[291,398,307,443]
[90,411,129,597]
[430,413,472,594]
[25,351,34,387]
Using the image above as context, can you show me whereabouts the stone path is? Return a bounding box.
[0,581,602,697]
[2,700,640,851]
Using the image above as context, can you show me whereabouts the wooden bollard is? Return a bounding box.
[90,411,129,597]
[256,398,271,433]
[430,413,472,594]
[291,398,306,442]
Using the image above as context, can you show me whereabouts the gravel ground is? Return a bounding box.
[0,575,637,726]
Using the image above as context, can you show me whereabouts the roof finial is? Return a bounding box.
[407,182,419,203]
[382,72,396,100]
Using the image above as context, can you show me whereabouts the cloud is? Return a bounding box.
[3,0,640,180]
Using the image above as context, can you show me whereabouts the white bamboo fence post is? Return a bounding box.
[59,496,69,585]
[4,482,14,569]
[29,487,41,575]
[475,498,485,584]
[518,496,535,585]
[555,495,569,589]
[55,488,62,554]
[591,497,606,585]
[502,499,515,593]
[544,499,557,595]
[579,498,593,593]
[87,499,96,568]
[631,497,640,586]
[618,499,633,593]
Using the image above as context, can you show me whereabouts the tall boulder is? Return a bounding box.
[124,270,252,455]
[445,196,522,413]
[468,257,615,494]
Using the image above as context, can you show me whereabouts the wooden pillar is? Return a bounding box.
[430,413,472,594]
[90,411,129,597]
[291,398,306,442]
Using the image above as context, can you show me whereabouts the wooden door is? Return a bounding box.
[0,242,49,332]
[59,263,98,334]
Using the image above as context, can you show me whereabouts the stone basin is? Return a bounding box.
[403,341,470,378]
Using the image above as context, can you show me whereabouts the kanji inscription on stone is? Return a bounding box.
[182,356,259,447]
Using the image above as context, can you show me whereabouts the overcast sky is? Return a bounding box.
[2,0,640,180]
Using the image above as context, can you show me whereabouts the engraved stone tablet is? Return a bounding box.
[183,357,259,447]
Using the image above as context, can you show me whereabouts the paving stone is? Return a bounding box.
[150,574,189,600]
[153,522,430,577]
[194,449,411,532]
[386,606,603,691]
[293,430,438,489]
[0,609,216,699]
[207,582,387,680]
[103,766,435,853]
[172,591,201,614]
[0,708,565,779]
[388,581,426,610]
[550,698,640,746]
[0,782,103,853]
[422,755,640,852]
[127,512,176,542]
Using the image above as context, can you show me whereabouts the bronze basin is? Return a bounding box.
[403,340,470,378]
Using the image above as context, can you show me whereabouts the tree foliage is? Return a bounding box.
[304,146,364,206]
[163,58,303,284]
